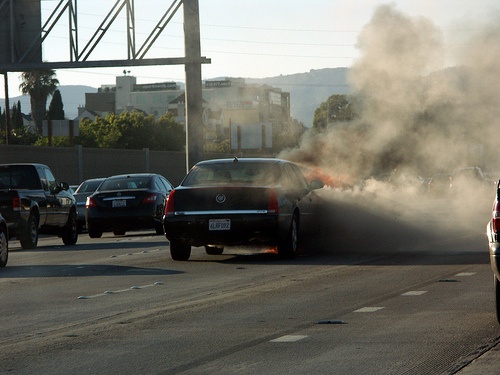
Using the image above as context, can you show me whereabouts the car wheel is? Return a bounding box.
[62,211,78,245]
[278,212,298,258]
[0,228,8,267]
[205,245,224,255]
[170,240,191,261]
[20,213,38,249]
[495,276,500,324]
[87,222,103,238]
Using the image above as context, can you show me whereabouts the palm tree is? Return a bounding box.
[19,69,59,134]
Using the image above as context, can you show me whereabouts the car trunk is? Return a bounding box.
[173,186,273,212]
[92,189,152,211]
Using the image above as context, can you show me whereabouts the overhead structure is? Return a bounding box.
[0,0,209,169]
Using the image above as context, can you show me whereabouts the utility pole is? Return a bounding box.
[3,72,10,144]
[183,0,204,172]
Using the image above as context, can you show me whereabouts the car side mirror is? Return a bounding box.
[60,182,70,191]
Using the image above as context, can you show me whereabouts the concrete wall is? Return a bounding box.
[0,145,277,187]
[0,144,187,187]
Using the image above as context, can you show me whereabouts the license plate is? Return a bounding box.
[209,219,230,231]
[112,199,126,208]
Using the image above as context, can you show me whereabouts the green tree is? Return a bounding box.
[19,69,59,133]
[13,101,24,129]
[313,94,355,131]
[76,111,185,151]
[47,89,65,120]
[155,113,185,151]
[75,118,99,148]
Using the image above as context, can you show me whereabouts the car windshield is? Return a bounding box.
[99,177,150,191]
[183,162,282,187]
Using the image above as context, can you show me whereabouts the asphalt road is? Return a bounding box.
[1,192,499,374]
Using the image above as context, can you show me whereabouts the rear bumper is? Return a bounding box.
[86,205,160,231]
[164,213,286,247]
[3,213,28,238]
[487,221,500,280]
[490,241,500,280]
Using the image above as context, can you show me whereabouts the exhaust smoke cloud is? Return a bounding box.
[282,4,500,253]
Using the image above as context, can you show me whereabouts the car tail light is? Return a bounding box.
[267,189,279,214]
[142,194,158,204]
[12,197,21,211]
[86,196,97,208]
[493,201,500,233]
[164,190,176,216]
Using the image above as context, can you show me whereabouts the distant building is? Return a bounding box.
[82,74,298,150]
[75,108,99,123]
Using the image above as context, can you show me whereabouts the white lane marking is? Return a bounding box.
[401,291,427,296]
[354,307,385,313]
[270,335,308,343]
[455,272,476,277]
[77,282,164,299]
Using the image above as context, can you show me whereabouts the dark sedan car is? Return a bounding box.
[163,158,324,261]
[73,178,106,232]
[0,214,8,268]
[86,173,174,238]
[487,180,500,323]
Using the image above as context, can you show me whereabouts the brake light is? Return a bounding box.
[12,197,21,211]
[86,196,97,208]
[164,190,176,216]
[267,189,279,214]
[142,194,157,204]
[493,201,500,233]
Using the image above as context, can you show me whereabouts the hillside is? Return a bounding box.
[1,68,349,127]
[0,85,96,120]
[247,67,350,127]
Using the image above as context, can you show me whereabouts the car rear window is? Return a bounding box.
[0,165,42,190]
[99,177,150,191]
[183,162,282,186]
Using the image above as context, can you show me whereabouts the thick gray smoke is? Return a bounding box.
[282,4,500,253]
[284,4,500,180]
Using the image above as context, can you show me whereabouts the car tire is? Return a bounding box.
[278,212,298,259]
[205,245,224,255]
[20,213,38,250]
[87,222,103,238]
[495,276,500,324]
[62,211,78,245]
[0,228,8,267]
[170,240,191,261]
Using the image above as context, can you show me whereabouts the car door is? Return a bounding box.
[40,166,71,226]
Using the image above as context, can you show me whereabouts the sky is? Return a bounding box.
[0,0,498,99]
